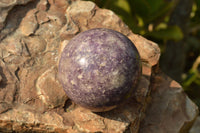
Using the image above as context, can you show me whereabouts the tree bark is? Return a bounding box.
[161,0,193,82]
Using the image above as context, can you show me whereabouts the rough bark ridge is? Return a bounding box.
[0,0,198,133]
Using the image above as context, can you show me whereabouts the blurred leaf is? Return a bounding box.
[128,0,173,24]
[97,0,142,33]
[145,25,183,40]
[114,0,131,13]
[86,0,107,7]
[155,22,167,30]
[183,56,200,88]
[183,71,198,87]
[194,78,200,85]
[186,36,200,49]
[195,0,200,8]
[191,0,200,23]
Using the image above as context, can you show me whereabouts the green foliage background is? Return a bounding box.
[87,0,200,109]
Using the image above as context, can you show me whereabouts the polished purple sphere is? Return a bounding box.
[58,28,141,112]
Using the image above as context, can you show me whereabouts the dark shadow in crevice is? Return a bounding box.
[63,99,77,112]
[0,66,8,88]
[0,0,40,41]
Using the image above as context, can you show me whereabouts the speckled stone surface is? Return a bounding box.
[58,28,141,111]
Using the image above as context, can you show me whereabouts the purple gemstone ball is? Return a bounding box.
[58,28,141,112]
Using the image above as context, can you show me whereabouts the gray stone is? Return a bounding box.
[139,72,199,133]
[190,117,200,133]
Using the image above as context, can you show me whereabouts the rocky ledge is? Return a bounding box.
[0,0,198,133]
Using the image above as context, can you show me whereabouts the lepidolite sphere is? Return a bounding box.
[58,28,141,112]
